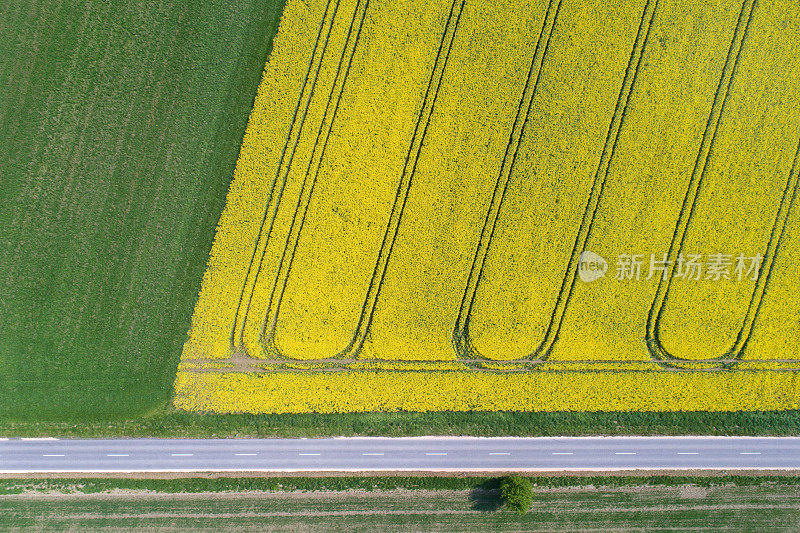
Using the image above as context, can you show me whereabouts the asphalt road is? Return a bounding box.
[2,437,800,473]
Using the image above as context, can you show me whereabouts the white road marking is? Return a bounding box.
[489,452,511,456]
[235,453,257,456]
[171,453,194,457]
[106,454,129,457]
[23,438,58,441]
[361,453,384,456]
[425,453,447,456]
[740,452,762,455]
[677,452,699,455]
[298,453,321,456]
[552,452,574,455]
[0,438,9,441]
[42,454,65,457]
[615,452,636,455]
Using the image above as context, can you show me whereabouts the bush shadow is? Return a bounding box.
[469,478,504,511]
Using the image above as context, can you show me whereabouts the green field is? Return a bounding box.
[3,480,800,531]
[0,0,285,419]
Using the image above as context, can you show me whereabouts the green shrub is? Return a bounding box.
[500,475,533,514]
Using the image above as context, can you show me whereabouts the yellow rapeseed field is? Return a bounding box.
[175,0,800,413]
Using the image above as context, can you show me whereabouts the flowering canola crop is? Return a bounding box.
[175,0,800,413]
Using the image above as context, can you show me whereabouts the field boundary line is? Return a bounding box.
[452,0,562,362]
[329,0,467,360]
[229,0,343,353]
[645,0,763,369]
[258,0,371,358]
[736,139,800,357]
[533,0,659,361]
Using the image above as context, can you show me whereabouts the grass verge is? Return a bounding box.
[3,475,800,495]
[2,408,800,438]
